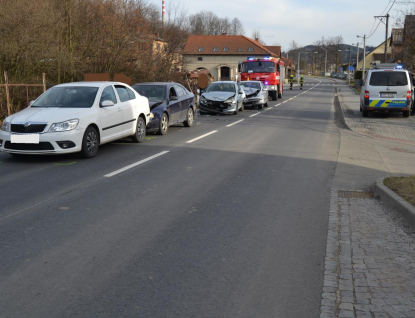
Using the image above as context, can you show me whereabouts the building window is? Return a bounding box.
[213,47,219,52]
[238,48,243,52]
[198,57,203,61]
[223,47,229,52]
[248,47,254,52]
[198,47,204,52]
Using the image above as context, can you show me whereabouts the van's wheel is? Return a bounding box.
[362,109,369,117]
[81,126,99,159]
[403,110,410,117]
[158,113,169,135]
[184,108,194,127]
[131,117,146,143]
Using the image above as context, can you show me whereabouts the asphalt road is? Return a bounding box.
[0,78,341,318]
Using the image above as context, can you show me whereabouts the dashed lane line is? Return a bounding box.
[104,151,169,177]
[226,119,245,127]
[186,130,218,144]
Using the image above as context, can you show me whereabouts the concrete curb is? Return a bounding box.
[374,177,415,227]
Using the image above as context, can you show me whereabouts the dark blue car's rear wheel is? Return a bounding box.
[184,108,194,127]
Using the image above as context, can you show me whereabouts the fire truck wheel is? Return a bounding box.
[273,91,278,101]
[278,89,282,99]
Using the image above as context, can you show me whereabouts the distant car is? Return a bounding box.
[0,82,150,158]
[360,64,412,117]
[199,81,244,115]
[239,80,269,109]
[131,82,195,135]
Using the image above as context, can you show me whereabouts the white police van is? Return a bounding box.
[360,63,413,117]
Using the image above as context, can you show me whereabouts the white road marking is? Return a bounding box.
[186,130,218,143]
[249,112,261,117]
[226,119,245,127]
[104,151,169,177]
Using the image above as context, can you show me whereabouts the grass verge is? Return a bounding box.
[384,176,415,206]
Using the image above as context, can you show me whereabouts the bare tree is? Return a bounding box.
[252,29,266,45]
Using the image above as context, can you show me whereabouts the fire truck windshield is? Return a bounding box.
[242,61,275,73]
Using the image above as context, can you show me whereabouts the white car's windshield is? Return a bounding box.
[240,82,261,89]
[32,86,99,108]
[132,85,166,102]
[206,83,235,93]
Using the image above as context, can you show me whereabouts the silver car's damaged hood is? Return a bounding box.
[202,92,235,101]
[242,87,260,97]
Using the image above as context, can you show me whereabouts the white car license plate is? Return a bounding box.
[11,134,40,144]
[380,93,395,98]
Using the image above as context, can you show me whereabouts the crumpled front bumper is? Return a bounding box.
[244,97,262,107]
[199,101,237,114]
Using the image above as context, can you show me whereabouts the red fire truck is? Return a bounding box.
[239,57,285,101]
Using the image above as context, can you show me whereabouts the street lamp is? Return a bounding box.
[338,47,352,85]
[320,47,328,76]
[357,34,366,81]
[297,51,318,81]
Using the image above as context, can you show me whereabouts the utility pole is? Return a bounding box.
[348,46,351,85]
[320,47,328,76]
[356,42,359,77]
[374,14,390,63]
[357,34,366,81]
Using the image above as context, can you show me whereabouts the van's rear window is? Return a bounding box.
[369,71,408,86]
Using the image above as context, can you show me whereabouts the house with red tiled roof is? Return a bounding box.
[182,35,282,81]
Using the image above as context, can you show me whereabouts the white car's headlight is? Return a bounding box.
[1,120,10,132]
[225,97,235,104]
[200,96,207,104]
[49,119,79,132]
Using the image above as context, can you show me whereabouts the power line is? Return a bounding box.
[386,0,397,14]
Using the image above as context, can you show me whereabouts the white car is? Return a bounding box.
[239,81,269,109]
[0,82,150,158]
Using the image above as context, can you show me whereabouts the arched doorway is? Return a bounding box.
[220,66,230,81]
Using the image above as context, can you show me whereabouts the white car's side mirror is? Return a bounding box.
[101,100,115,107]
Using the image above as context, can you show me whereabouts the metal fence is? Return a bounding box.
[0,72,46,117]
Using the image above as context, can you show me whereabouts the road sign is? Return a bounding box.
[340,67,343,71]
[348,66,354,71]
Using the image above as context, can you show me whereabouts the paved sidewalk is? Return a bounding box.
[321,190,415,318]
[320,79,415,318]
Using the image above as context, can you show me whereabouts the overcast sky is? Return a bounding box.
[148,0,414,51]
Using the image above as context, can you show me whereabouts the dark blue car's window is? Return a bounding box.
[132,85,166,102]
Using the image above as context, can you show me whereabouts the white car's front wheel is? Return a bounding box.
[81,126,99,159]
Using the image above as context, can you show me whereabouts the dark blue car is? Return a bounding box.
[131,82,196,135]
